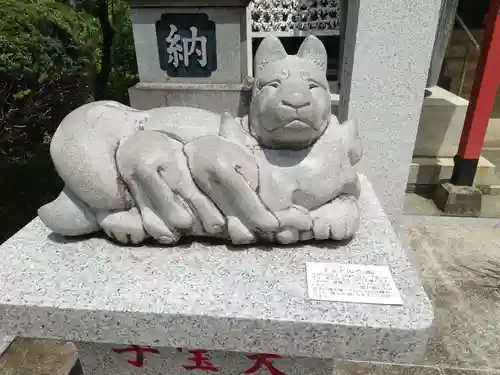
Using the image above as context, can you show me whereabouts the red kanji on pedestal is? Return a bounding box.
[182,349,218,371]
[243,354,286,375]
[112,345,160,367]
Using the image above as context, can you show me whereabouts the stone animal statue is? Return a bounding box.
[38,35,362,246]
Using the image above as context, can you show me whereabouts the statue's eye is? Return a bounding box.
[309,82,319,89]
[267,81,280,88]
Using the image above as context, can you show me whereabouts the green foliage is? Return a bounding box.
[0,0,99,76]
[76,0,139,102]
[0,0,140,240]
[0,0,139,159]
[0,0,100,159]
[102,0,139,103]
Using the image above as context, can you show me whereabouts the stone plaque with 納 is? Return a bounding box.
[306,262,403,305]
[156,13,217,77]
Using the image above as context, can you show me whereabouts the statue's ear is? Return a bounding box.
[254,36,287,75]
[297,35,327,72]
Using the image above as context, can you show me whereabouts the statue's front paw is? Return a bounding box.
[141,206,181,245]
[274,206,312,244]
[227,216,256,245]
[251,211,280,233]
[312,196,360,241]
[275,228,300,244]
[97,208,147,245]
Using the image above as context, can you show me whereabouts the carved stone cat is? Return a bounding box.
[38,35,362,245]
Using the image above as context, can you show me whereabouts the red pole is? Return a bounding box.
[451,0,500,186]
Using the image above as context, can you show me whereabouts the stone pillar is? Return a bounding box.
[128,0,252,117]
[338,0,442,222]
[337,0,348,87]
[427,0,459,87]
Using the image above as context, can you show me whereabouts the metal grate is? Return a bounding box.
[250,0,340,35]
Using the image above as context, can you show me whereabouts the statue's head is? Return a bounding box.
[249,35,331,149]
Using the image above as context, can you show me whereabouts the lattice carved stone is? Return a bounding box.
[250,0,340,33]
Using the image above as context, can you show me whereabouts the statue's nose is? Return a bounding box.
[280,93,311,110]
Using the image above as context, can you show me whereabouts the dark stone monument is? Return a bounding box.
[156,13,217,77]
[128,0,251,117]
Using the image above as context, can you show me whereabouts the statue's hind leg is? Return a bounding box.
[41,101,150,242]
[38,186,148,244]
[38,187,99,236]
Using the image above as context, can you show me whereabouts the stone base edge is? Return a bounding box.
[406,182,497,195]
[433,182,482,216]
[0,334,15,357]
[129,83,250,117]
[408,156,497,187]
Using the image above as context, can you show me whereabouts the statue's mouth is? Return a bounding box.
[284,120,311,130]
[271,119,313,132]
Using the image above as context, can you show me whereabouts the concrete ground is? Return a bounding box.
[400,216,500,372]
[2,216,500,374]
[0,338,78,375]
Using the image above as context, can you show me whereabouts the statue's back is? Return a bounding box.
[143,106,223,143]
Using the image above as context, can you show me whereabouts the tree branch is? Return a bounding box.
[94,0,115,100]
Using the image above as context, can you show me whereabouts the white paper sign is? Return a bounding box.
[306,262,403,305]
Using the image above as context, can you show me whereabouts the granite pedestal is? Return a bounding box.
[0,334,14,356]
[0,175,433,374]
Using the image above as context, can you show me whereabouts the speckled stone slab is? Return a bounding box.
[76,343,334,375]
[0,175,433,363]
[0,334,14,356]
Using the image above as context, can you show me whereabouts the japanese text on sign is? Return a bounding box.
[306,262,403,305]
[166,25,208,68]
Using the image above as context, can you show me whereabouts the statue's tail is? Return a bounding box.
[343,120,362,166]
[38,187,99,236]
